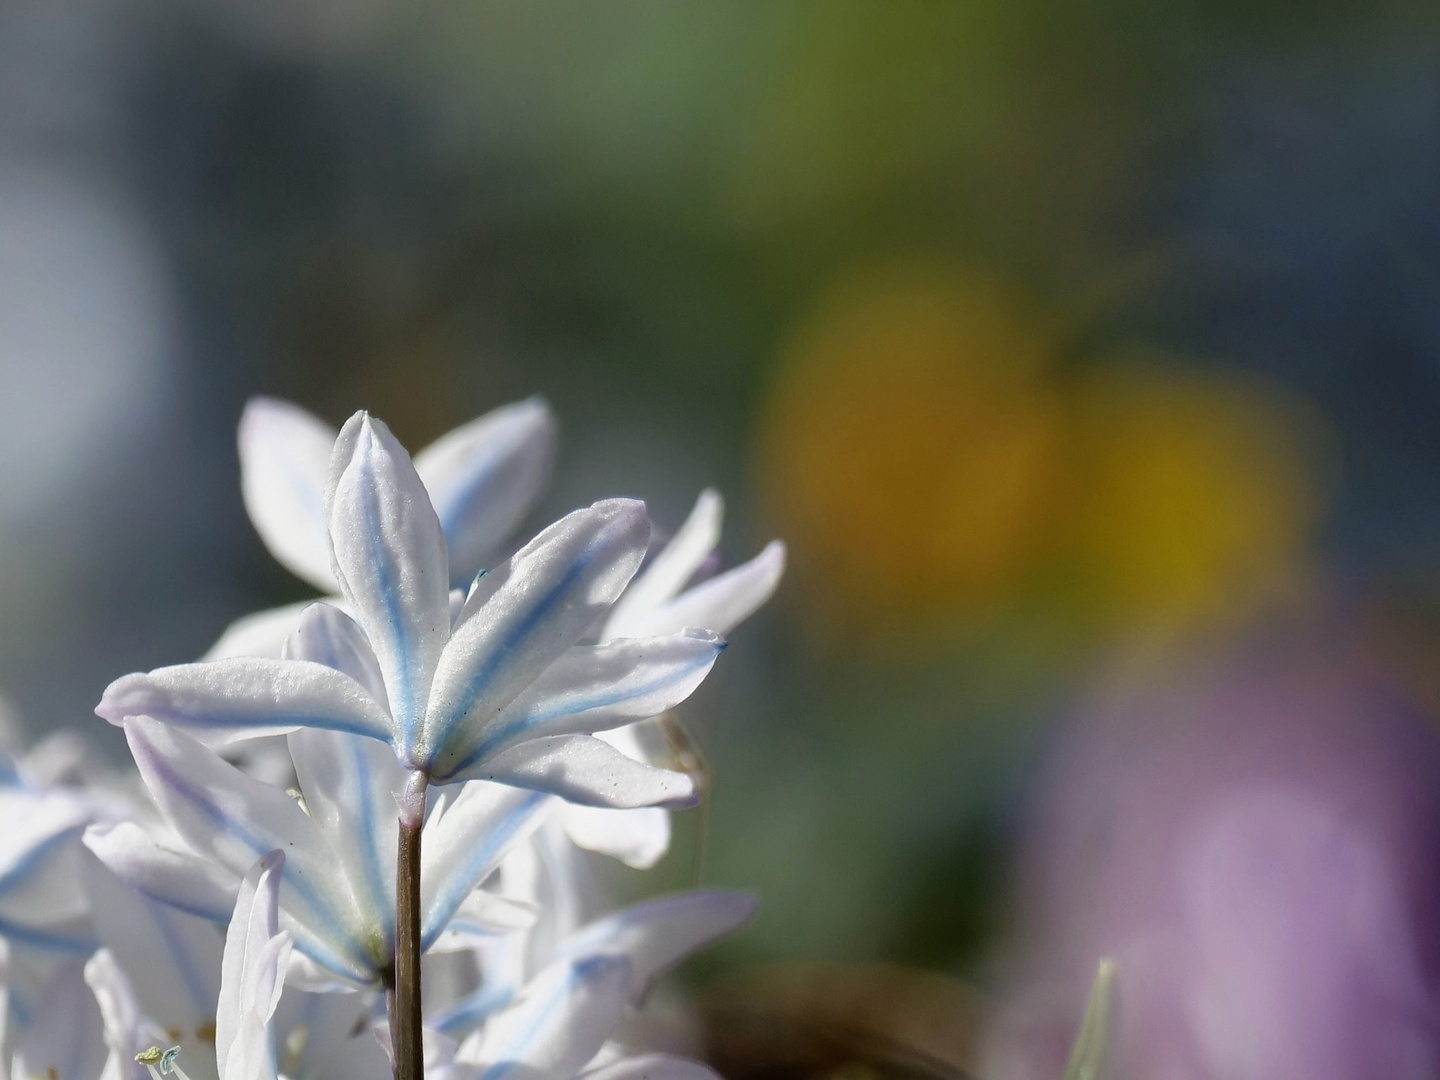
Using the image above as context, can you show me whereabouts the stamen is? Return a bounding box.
[134,1045,194,1080]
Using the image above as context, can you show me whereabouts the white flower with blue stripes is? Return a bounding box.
[97,410,723,804]
[209,396,558,661]
[85,715,548,990]
[431,890,754,1080]
[560,489,785,869]
[0,719,118,968]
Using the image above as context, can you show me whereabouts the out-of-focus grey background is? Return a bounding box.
[7,0,1440,994]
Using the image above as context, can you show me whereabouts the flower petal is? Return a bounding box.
[84,821,239,922]
[415,397,558,585]
[284,602,390,713]
[326,412,451,760]
[0,787,89,882]
[559,804,670,870]
[602,489,722,640]
[457,953,633,1080]
[204,600,319,661]
[420,783,550,951]
[97,657,394,747]
[239,397,340,592]
[447,734,696,809]
[84,948,152,1080]
[219,851,292,1080]
[626,541,785,639]
[0,806,95,953]
[425,500,650,777]
[429,890,539,952]
[125,717,375,985]
[554,891,757,1004]
[580,1054,721,1080]
[83,855,224,1045]
[444,632,725,775]
[288,726,407,953]
[13,959,108,1080]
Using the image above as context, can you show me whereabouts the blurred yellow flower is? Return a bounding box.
[756,261,1061,640]
[757,260,1330,649]
[1057,361,1328,633]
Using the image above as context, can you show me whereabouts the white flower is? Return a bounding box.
[98,412,719,805]
[559,489,785,869]
[86,718,545,989]
[438,891,752,1080]
[209,397,557,661]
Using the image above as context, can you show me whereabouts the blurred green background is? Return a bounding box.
[5,0,1440,997]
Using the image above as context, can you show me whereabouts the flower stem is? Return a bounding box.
[392,770,429,1080]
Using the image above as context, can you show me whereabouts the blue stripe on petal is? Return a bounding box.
[431,540,612,768]
[478,955,628,1080]
[141,748,373,981]
[0,827,85,899]
[359,453,420,749]
[350,735,393,950]
[430,983,514,1035]
[9,984,30,1027]
[420,792,548,952]
[445,543,598,726]
[444,645,723,779]
[436,453,505,545]
[0,915,97,954]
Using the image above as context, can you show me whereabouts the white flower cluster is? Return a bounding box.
[0,398,784,1080]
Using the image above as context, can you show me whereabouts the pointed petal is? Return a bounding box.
[446,632,725,774]
[415,398,558,585]
[449,735,696,809]
[219,852,292,1080]
[97,657,394,746]
[287,726,407,953]
[627,541,785,639]
[204,600,320,661]
[425,500,650,778]
[124,717,375,985]
[284,602,389,712]
[419,784,550,951]
[560,804,670,870]
[327,412,450,759]
[580,1055,721,1080]
[85,822,239,922]
[603,490,722,640]
[239,397,340,591]
[627,541,789,642]
[458,954,632,1080]
[555,892,757,1004]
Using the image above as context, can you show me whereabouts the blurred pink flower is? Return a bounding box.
[988,640,1440,1080]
